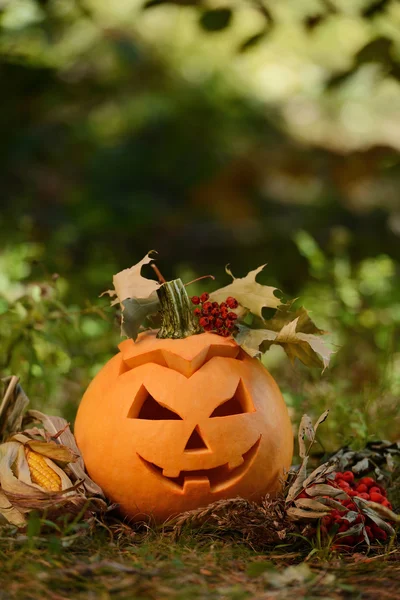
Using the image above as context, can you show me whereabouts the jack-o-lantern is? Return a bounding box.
[75,330,293,522]
[74,257,322,523]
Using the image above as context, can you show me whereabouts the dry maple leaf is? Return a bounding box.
[210,264,281,319]
[236,313,333,370]
[101,251,161,340]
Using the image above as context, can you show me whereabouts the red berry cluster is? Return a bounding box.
[191,293,239,337]
[299,471,392,547]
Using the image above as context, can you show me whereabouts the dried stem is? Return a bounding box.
[185,275,215,287]
[151,264,166,284]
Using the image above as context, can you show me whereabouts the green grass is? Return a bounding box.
[0,522,399,600]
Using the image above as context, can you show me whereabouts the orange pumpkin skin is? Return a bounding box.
[74,331,293,523]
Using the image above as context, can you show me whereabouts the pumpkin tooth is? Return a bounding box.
[228,456,244,470]
[162,468,181,478]
[183,476,210,493]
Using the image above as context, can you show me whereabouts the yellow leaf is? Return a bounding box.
[210,264,280,318]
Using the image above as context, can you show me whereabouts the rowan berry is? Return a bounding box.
[194,307,201,316]
[341,471,355,483]
[356,484,368,494]
[227,312,238,320]
[365,526,373,539]
[338,480,350,490]
[212,302,219,308]
[220,307,229,319]
[215,318,224,329]
[357,493,370,500]
[191,296,200,305]
[226,296,238,309]
[219,302,227,309]
[220,329,230,337]
[339,535,356,546]
[369,492,385,504]
[200,292,209,303]
[225,319,235,330]
[202,301,212,314]
[211,308,220,317]
[358,477,375,488]
[373,527,387,541]
[199,317,209,328]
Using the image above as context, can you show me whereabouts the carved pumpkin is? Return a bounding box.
[75,330,293,523]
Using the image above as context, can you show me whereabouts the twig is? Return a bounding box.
[185,275,215,287]
[151,264,166,284]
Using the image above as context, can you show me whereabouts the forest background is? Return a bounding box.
[1,0,400,450]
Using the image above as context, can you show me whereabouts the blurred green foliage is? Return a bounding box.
[1,0,399,448]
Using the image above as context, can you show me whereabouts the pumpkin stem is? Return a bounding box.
[157,279,201,339]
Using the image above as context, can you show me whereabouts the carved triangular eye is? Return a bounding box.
[137,395,182,420]
[128,386,182,420]
[210,379,254,418]
[210,397,244,417]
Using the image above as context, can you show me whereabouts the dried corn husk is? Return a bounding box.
[0,377,107,527]
[0,377,29,443]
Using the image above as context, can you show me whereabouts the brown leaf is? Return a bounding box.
[210,264,281,319]
[298,414,314,459]
[361,500,400,524]
[294,498,330,513]
[273,318,333,370]
[286,456,309,503]
[264,304,325,335]
[234,326,275,358]
[336,523,363,539]
[354,498,396,535]
[305,484,347,499]
[314,409,330,432]
[287,506,328,520]
[235,317,333,369]
[318,497,347,510]
[302,461,338,489]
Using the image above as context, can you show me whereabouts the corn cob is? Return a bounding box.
[25,447,62,492]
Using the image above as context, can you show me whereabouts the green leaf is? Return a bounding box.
[199,8,232,32]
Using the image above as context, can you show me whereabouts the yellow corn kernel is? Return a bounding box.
[25,447,62,492]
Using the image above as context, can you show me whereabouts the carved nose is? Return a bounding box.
[184,426,208,451]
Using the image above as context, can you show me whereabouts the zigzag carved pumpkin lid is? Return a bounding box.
[118,331,240,378]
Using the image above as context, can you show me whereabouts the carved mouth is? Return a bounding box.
[137,436,261,493]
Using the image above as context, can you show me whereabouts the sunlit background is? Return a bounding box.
[1,0,400,451]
